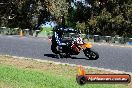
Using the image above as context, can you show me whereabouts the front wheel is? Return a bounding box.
[84,48,99,60]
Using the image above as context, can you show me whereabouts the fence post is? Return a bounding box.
[35,30,40,37]
[25,29,30,36]
[20,30,24,37]
[94,35,100,42]
[128,38,132,45]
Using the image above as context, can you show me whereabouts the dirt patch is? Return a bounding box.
[0,81,13,88]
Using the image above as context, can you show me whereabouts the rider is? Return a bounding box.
[53,26,66,46]
[51,15,66,54]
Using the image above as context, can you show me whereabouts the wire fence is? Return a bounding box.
[1,27,132,45]
[81,34,132,45]
[0,27,19,35]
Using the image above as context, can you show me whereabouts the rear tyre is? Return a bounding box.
[84,48,99,60]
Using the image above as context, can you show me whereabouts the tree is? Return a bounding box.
[45,0,69,22]
[0,0,131,37]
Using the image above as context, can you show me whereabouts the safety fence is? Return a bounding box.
[0,27,53,37]
[1,27,132,45]
[0,27,20,35]
[81,34,132,45]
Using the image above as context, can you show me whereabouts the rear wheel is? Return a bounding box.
[84,48,99,60]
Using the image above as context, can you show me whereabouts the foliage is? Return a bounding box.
[76,22,86,33]
[85,0,132,36]
[0,0,132,37]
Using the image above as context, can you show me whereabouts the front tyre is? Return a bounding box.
[84,48,99,60]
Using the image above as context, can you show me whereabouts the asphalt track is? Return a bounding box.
[0,35,132,72]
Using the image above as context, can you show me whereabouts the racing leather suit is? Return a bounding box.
[51,26,66,54]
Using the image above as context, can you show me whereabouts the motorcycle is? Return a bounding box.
[51,29,99,60]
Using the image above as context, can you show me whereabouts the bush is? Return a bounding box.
[0,27,20,35]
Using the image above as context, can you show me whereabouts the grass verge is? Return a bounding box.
[38,27,53,36]
[0,55,131,88]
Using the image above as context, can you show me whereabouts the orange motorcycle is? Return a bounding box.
[51,28,99,60]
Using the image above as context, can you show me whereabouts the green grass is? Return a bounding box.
[0,64,127,88]
[38,27,53,37]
